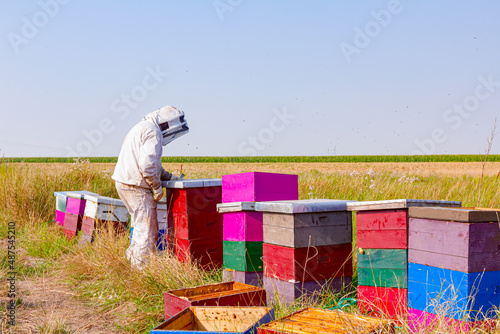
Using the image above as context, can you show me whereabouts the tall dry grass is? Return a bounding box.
[2,161,500,332]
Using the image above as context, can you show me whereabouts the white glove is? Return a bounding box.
[169,174,185,181]
[153,187,163,201]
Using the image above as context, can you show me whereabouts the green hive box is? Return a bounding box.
[357,248,407,288]
[223,241,263,272]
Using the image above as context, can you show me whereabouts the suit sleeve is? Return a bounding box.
[138,129,163,193]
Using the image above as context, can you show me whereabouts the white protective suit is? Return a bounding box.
[112,105,189,268]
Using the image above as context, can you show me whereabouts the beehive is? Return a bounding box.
[254,200,353,304]
[151,306,274,334]
[163,281,266,320]
[163,179,223,268]
[407,206,500,326]
[347,199,461,320]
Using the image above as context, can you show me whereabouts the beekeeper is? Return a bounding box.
[112,105,189,268]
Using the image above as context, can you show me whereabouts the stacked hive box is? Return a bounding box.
[255,200,353,304]
[407,206,500,331]
[163,281,267,319]
[163,179,223,268]
[152,306,274,334]
[220,172,299,287]
[346,199,461,321]
[218,202,263,286]
[81,194,129,243]
[54,191,99,239]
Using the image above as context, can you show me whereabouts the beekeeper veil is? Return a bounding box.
[144,105,189,146]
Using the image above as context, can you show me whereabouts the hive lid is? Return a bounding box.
[255,199,353,214]
[162,178,222,189]
[83,194,125,206]
[217,202,257,213]
[55,190,99,199]
[346,199,461,211]
[409,206,500,222]
[258,307,393,334]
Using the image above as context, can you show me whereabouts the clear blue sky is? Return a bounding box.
[1,0,500,157]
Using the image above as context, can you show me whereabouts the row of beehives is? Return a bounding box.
[160,172,500,331]
[162,193,500,332]
[53,172,500,331]
[154,281,394,333]
[54,190,130,243]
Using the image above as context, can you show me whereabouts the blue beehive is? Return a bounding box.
[408,263,500,321]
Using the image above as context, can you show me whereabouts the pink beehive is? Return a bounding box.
[65,197,86,215]
[223,211,264,242]
[222,172,298,203]
[55,210,65,226]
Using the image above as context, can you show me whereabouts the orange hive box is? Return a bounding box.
[257,307,394,334]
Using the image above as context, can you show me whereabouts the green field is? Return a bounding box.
[4,154,500,163]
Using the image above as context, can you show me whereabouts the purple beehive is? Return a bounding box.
[222,172,298,203]
[223,211,264,242]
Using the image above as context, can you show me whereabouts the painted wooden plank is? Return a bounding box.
[84,201,129,222]
[263,243,352,282]
[357,249,407,269]
[407,308,497,334]
[408,245,479,273]
[55,210,65,226]
[357,268,407,288]
[263,212,351,229]
[258,307,394,334]
[223,241,263,256]
[167,187,222,214]
[217,202,257,213]
[157,208,168,224]
[409,206,500,222]
[409,218,500,272]
[263,224,351,248]
[63,213,81,232]
[357,230,407,249]
[56,196,67,212]
[357,249,407,288]
[164,282,267,320]
[175,237,223,269]
[223,269,264,287]
[346,199,461,211]
[222,172,298,203]
[157,228,169,251]
[66,197,86,215]
[223,211,263,242]
[223,241,263,272]
[81,216,95,235]
[409,218,469,257]
[263,276,350,305]
[356,210,407,231]
[357,285,408,320]
[408,262,500,321]
[152,306,274,334]
[171,212,223,240]
[255,199,352,214]
[162,178,223,189]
